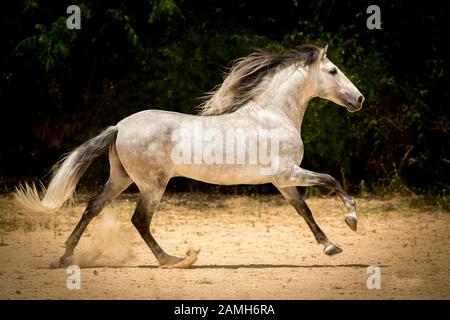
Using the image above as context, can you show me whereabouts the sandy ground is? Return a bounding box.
[0,192,449,300]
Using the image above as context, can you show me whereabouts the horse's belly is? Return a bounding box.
[174,165,274,185]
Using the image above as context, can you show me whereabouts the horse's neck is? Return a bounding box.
[241,66,315,131]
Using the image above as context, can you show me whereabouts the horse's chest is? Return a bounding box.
[279,133,304,164]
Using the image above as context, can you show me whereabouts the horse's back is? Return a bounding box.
[114,110,193,181]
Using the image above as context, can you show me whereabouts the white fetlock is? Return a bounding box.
[323,243,343,256]
[345,211,358,231]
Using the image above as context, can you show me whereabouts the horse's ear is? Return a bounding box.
[320,44,328,60]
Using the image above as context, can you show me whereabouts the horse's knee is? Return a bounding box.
[318,173,338,187]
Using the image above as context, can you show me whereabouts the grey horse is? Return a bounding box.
[15,45,364,268]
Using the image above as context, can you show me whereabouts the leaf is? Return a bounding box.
[149,0,183,23]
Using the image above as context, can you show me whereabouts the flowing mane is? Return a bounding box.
[198,44,320,116]
[16,41,364,268]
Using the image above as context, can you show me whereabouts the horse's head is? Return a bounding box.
[314,45,364,112]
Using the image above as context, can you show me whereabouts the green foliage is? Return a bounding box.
[15,16,76,74]
[149,0,183,23]
[0,0,448,197]
[104,9,144,53]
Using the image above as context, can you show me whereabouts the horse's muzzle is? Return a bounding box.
[346,95,364,112]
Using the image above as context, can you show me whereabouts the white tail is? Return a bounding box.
[15,151,81,211]
[14,126,118,212]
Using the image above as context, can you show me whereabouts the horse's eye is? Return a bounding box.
[329,68,337,75]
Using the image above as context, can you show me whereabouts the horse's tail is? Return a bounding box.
[14,126,119,212]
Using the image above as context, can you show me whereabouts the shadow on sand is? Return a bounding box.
[43,263,387,270]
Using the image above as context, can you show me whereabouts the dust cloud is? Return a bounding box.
[74,209,135,267]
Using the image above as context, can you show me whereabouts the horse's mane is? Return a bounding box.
[198,44,320,116]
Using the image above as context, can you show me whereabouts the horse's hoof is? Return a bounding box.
[324,243,343,256]
[160,249,200,269]
[50,256,73,268]
[345,213,358,231]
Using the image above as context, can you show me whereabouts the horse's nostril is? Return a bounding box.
[358,95,364,104]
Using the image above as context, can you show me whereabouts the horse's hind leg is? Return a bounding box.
[58,144,132,266]
[131,179,198,268]
[278,187,342,256]
[58,176,131,266]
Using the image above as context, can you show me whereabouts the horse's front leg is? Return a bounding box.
[277,187,343,255]
[275,166,358,231]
